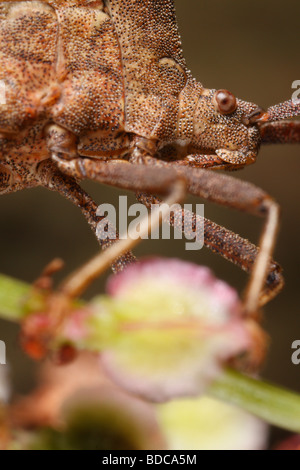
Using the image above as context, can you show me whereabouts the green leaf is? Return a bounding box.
[0,274,31,321]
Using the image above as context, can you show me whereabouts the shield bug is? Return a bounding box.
[0,0,299,323]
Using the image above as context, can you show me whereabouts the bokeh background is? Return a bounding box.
[0,0,299,445]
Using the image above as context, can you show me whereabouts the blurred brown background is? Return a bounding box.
[0,0,299,441]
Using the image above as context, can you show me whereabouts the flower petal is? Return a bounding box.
[96,259,253,401]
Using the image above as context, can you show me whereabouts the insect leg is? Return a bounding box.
[37,159,186,332]
[59,179,186,300]
[36,159,136,273]
[177,167,281,316]
[185,170,281,316]
[52,156,181,195]
[260,120,300,144]
[51,156,187,295]
[136,164,281,316]
[53,155,281,315]
[138,192,282,313]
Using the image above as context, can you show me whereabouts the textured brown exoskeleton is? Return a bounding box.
[1,0,300,336]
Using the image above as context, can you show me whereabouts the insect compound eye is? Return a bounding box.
[214,89,238,115]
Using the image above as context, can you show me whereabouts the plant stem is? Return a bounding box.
[210,368,300,433]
